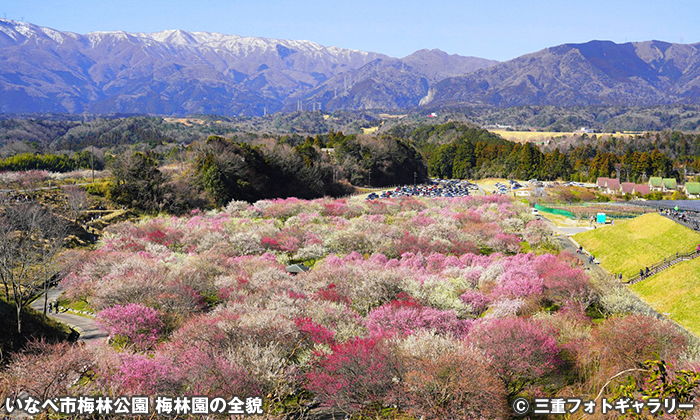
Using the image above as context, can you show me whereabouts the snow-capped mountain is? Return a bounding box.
[0,19,496,115]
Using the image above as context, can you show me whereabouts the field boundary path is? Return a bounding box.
[30,288,107,343]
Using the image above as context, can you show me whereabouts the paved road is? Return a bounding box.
[539,215,605,271]
[30,288,107,343]
[555,226,593,236]
[537,214,593,237]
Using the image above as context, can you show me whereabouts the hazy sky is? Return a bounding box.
[2,0,698,61]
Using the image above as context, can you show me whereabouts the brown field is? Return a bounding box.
[163,117,221,126]
[489,130,640,143]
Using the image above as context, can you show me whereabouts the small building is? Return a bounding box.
[597,177,610,188]
[620,182,635,195]
[605,179,620,194]
[634,184,650,196]
[685,182,700,197]
[662,178,678,192]
[649,177,663,191]
[286,264,310,275]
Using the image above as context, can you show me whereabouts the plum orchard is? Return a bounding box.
[1,195,697,419]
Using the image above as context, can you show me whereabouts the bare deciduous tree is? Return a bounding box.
[0,202,68,334]
[62,185,89,223]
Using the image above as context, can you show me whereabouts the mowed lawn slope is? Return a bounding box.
[573,213,700,278]
[631,258,700,336]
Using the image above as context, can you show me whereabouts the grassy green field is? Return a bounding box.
[631,258,700,336]
[573,213,700,278]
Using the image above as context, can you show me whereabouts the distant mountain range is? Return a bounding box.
[0,19,495,115]
[421,40,700,108]
[2,19,700,116]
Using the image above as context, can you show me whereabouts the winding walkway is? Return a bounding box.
[29,288,107,343]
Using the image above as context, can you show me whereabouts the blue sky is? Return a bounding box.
[2,0,697,61]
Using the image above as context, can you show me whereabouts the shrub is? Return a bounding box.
[305,335,399,413]
[492,264,543,298]
[400,348,508,419]
[468,317,560,396]
[460,289,490,315]
[0,341,93,402]
[97,303,164,350]
[295,317,335,345]
[365,302,472,338]
[588,314,688,372]
[117,353,175,394]
[523,219,555,249]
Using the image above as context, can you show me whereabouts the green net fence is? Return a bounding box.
[534,203,653,220]
[534,204,574,219]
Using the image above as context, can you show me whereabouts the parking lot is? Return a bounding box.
[365,180,479,200]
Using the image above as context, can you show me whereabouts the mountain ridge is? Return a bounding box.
[421,39,700,108]
[0,19,497,115]
[7,20,700,115]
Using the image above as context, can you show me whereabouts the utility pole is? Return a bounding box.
[414,171,417,189]
[83,112,95,183]
[90,147,94,183]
